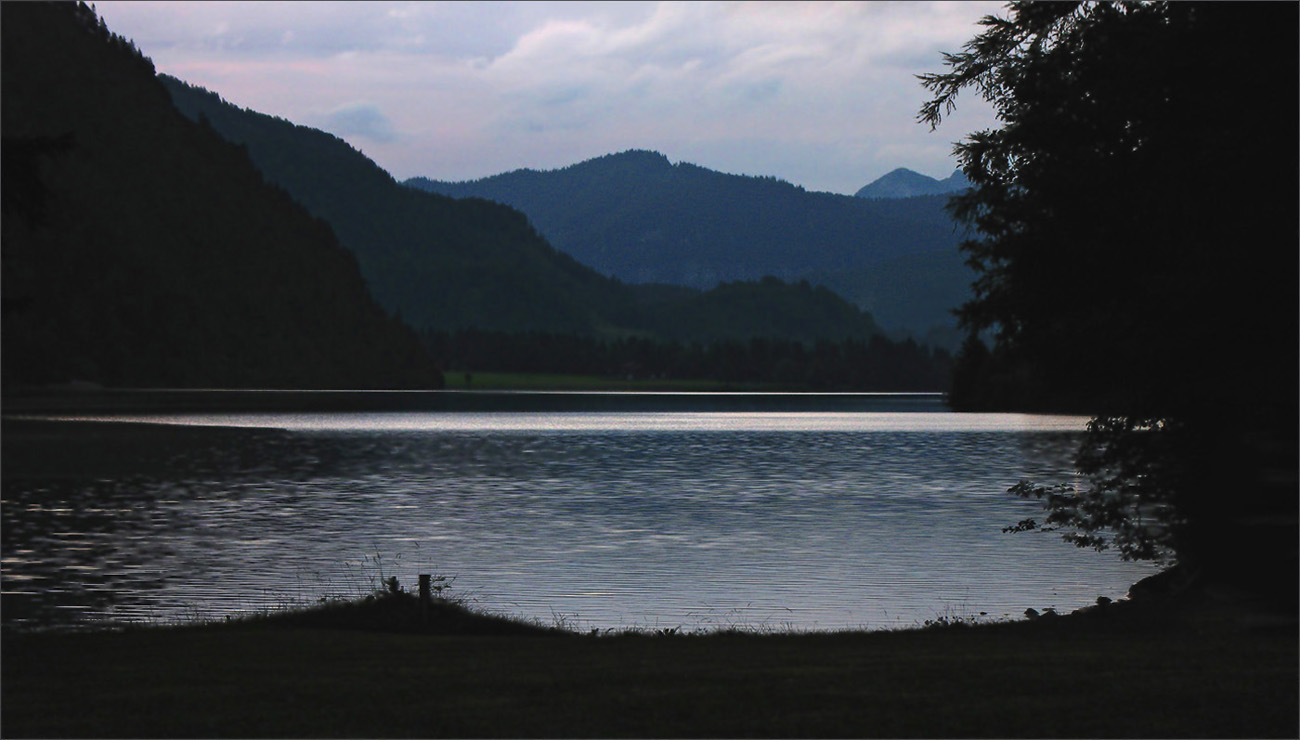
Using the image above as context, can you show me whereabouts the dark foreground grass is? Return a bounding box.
[4,591,1296,738]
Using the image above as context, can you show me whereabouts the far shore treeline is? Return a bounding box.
[1,1,956,392]
[425,329,951,391]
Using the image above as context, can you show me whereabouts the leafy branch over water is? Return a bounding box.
[925,2,1298,584]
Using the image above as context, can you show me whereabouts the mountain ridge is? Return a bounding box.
[158,82,903,347]
[406,150,972,342]
[854,167,971,199]
[161,75,638,338]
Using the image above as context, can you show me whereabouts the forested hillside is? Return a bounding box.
[1,2,441,389]
[406,151,970,338]
[162,76,643,337]
[638,278,879,344]
[152,39,953,388]
[158,78,926,349]
[808,249,972,349]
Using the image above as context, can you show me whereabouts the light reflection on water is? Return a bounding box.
[33,410,1090,433]
[2,401,1156,632]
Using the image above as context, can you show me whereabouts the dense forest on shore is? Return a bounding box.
[1,2,442,389]
[426,328,953,391]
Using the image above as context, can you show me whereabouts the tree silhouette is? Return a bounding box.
[922,2,1297,578]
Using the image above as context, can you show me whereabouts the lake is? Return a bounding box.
[1,391,1157,632]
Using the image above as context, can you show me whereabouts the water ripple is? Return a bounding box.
[2,410,1154,631]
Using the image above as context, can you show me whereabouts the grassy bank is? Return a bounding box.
[4,589,1295,738]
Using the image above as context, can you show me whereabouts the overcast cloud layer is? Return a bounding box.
[95,1,1003,195]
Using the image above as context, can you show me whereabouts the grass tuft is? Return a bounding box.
[206,589,565,637]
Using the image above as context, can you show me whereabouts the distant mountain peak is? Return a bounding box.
[608,148,672,164]
[405,150,969,337]
[425,149,675,187]
[855,167,969,199]
[568,149,674,175]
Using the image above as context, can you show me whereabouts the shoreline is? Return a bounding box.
[4,560,1289,638]
[4,581,1295,738]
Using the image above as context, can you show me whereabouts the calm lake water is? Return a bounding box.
[2,391,1156,632]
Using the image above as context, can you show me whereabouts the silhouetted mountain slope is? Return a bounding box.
[161,76,640,337]
[159,80,896,347]
[2,2,441,389]
[854,168,970,199]
[808,248,974,342]
[405,151,964,289]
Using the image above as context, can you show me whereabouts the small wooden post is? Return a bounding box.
[418,574,432,623]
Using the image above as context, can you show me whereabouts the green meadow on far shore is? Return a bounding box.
[440,370,781,392]
[3,578,1296,739]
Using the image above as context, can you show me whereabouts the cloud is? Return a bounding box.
[488,4,979,189]
[313,103,399,143]
[93,1,1004,194]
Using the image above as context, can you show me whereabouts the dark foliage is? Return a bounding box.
[639,277,882,344]
[924,2,1298,572]
[406,150,971,336]
[1,2,442,389]
[426,327,952,391]
[421,275,951,389]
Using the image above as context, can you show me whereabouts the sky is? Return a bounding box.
[94,1,1004,196]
